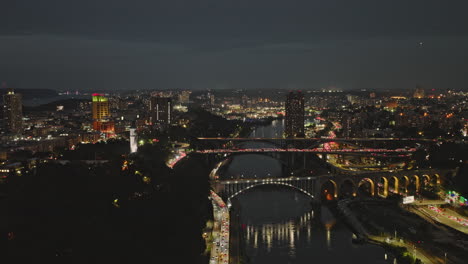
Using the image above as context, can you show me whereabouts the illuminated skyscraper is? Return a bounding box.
[413,86,425,99]
[92,93,114,133]
[150,97,172,124]
[3,87,23,134]
[92,93,110,120]
[285,91,304,138]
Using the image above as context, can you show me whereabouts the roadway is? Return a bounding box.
[412,200,448,206]
[412,205,468,234]
[197,137,438,142]
[210,191,230,264]
[369,235,438,264]
[196,147,416,154]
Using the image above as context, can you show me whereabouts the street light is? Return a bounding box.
[444,252,447,264]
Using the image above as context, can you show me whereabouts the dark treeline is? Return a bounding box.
[7,144,212,264]
[0,88,58,99]
[6,107,258,263]
[23,99,88,114]
[60,139,130,160]
[139,107,252,146]
[181,107,251,139]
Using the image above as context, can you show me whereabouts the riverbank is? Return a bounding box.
[338,198,468,264]
[336,199,434,263]
[335,199,369,242]
[229,198,247,264]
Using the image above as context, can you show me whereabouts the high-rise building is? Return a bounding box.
[150,97,172,124]
[178,90,191,104]
[285,91,304,138]
[209,94,215,106]
[413,86,425,99]
[92,93,110,120]
[92,93,114,133]
[3,87,23,134]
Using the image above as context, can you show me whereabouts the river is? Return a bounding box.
[222,120,394,264]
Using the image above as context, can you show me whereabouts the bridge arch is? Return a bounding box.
[378,176,389,197]
[433,174,441,185]
[411,175,420,193]
[388,176,399,195]
[400,176,410,194]
[339,178,356,198]
[357,178,375,196]
[209,152,291,181]
[421,174,431,189]
[226,181,315,201]
[321,179,338,200]
[220,152,290,168]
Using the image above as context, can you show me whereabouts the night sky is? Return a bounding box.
[1,0,468,90]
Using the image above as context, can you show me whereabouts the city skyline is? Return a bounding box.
[2,2,468,264]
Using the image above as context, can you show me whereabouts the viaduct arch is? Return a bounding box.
[315,171,446,201]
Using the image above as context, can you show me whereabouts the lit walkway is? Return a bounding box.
[369,235,438,264]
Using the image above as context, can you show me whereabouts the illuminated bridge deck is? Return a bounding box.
[196,148,416,154]
[197,137,438,142]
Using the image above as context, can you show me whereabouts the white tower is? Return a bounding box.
[130,128,137,153]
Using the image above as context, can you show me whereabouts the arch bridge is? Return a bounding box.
[214,177,317,202]
[212,169,455,203]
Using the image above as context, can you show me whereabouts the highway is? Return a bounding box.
[210,191,230,264]
[197,137,438,142]
[197,147,416,154]
[413,205,468,234]
[166,151,186,168]
[412,200,448,206]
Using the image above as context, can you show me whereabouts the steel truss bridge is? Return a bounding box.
[196,137,437,149]
[196,147,416,155]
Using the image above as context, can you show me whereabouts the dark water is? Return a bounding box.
[224,122,394,264]
[249,119,284,138]
[235,189,390,264]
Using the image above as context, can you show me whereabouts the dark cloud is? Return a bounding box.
[3,1,468,41]
[1,1,468,90]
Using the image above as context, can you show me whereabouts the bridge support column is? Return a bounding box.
[321,153,328,162]
[289,153,295,173]
[303,153,307,170]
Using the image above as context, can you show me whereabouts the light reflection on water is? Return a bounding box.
[228,123,393,264]
[246,210,314,258]
[234,187,391,264]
